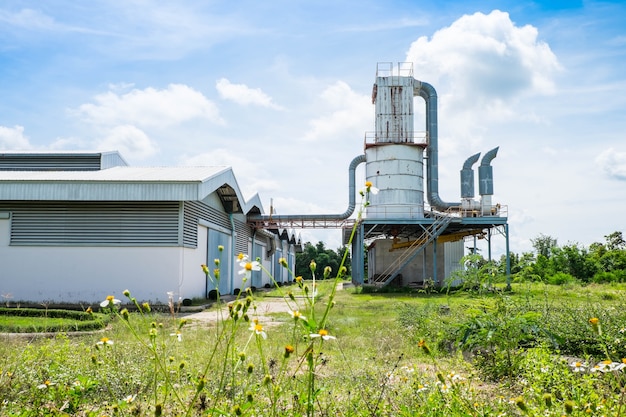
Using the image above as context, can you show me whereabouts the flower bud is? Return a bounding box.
[324,266,332,279]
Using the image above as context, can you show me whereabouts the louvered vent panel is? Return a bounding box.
[0,155,101,170]
[7,202,179,246]
[234,219,251,255]
[182,201,232,248]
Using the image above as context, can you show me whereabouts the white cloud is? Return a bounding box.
[48,136,89,150]
[182,149,280,199]
[0,125,32,149]
[73,84,223,128]
[595,147,626,181]
[402,9,562,162]
[96,125,159,161]
[301,81,371,142]
[216,78,283,109]
[407,10,560,101]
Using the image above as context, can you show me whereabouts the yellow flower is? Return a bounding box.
[570,361,587,372]
[417,339,431,355]
[295,276,303,283]
[238,258,261,279]
[96,337,114,347]
[201,264,209,274]
[589,317,601,335]
[279,257,288,268]
[310,328,336,341]
[100,295,121,308]
[37,380,55,389]
[364,181,379,195]
[249,322,267,339]
[290,310,306,321]
[284,345,295,358]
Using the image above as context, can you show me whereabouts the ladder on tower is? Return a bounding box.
[369,213,453,288]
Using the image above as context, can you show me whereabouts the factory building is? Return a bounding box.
[0,151,299,304]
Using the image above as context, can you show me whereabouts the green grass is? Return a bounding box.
[1,280,626,416]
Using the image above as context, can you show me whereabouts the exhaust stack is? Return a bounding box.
[478,147,499,214]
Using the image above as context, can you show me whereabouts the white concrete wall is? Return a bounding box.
[0,219,206,305]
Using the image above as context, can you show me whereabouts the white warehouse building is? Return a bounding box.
[0,151,299,305]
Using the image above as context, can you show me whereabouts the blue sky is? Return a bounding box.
[1,0,625,255]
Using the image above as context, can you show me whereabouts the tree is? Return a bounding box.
[605,231,626,251]
[550,243,598,282]
[295,241,351,280]
[531,234,558,258]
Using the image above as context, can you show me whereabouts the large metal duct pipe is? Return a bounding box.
[248,154,366,223]
[414,80,460,211]
[478,147,499,196]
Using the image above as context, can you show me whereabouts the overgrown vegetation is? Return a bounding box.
[2,191,625,415]
[2,281,626,416]
[503,231,626,284]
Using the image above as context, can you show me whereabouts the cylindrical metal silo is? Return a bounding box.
[366,71,425,219]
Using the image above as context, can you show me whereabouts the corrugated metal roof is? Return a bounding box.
[0,150,129,170]
[0,166,252,206]
[0,151,264,214]
[0,166,229,181]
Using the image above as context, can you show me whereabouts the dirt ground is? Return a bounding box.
[183,296,298,327]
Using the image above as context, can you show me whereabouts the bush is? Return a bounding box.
[546,272,576,285]
[593,269,626,283]
[0,307,108,333]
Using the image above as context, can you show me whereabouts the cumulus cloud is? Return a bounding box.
[216,78,284,109]
[302,81,371,142]
[0,125,32,149]
[96,125,159,161]
[406,9,560,124]
[73,84,223,128]
[596,148,626,180]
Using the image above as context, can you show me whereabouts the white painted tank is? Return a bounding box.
[365,144,424,219]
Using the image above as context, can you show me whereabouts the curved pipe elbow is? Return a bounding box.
[480,147,499,166]
[248,154,366,222]
[463,152,481,169]
[415,78,460,210]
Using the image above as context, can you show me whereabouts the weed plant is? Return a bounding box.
[1,183,626,415]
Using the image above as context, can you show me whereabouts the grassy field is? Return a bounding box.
[1,280,626,416]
